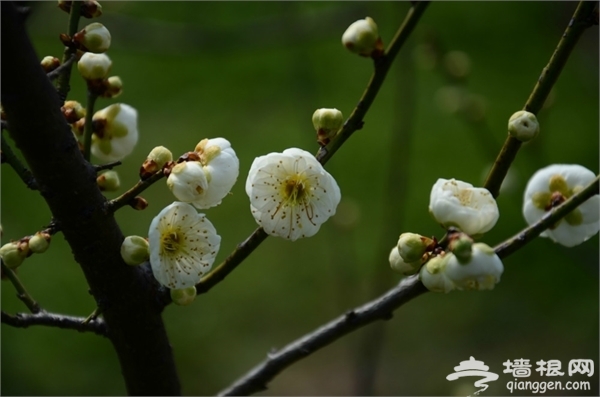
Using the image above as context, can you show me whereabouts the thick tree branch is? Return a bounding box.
[219,275,428,396]
[484,1,597,197]
[1,3,180,395]
[2,310,108,337]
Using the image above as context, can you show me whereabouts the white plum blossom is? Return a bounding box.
[419,254,456,293]
[245,148,341,241]
[429,178,499,236]
[91,103,138,162]
[194,138,240,208]
[167,161,208,202]
[167,138,239,209]
[148,202,221,289]
[523,164,599,247]
[443,243,504,291]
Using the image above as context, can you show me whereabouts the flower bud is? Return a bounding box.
[170,286,197,306]
[102,76,123,98]
[508,110,539,142]
[41,56,61,73]
[91,103,138,162]
[419,254,455,293]
[397,233,431,264]
[97,170,120,191]
[312,108,343,146]
[341,17,383,57]
[73,23,111,53]
[61,100,86,123]
[77,52,112,80]
[0,241,30,269]
[29,232,51,254]
[449,235,473,265]
[140,146,173,179]
[389,246,421,276]
[120,235,149,266]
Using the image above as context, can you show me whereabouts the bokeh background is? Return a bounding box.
[1,2,598,396]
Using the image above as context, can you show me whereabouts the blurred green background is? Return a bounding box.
[2,2,598,396]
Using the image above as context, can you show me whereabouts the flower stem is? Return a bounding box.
[1,261,41,314]
[494,175,599,258]
[1,133,38,190]
[56,1,82,102]
[82,90,98,161]
[484,1,597,198]
[106,170,165,213]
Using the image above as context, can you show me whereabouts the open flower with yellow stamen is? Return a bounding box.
[245,148,341,241]
[148,202,221,289]
[523,164,599,247]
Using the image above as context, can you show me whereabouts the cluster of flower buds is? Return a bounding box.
[0,231,52,270]
[419,233,504,293]
[77,53,122,98]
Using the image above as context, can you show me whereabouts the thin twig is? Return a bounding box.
[94,160,122,173]
[219,174,599,396]
[196,228,269,295]
[1,310,108,337]
[316,1,430,166]
[495,175,599,258]
[484,1,597,198]
[82,90,98,161]
[47,53,77,81]
[188,1,430,300]
[1,133,39,190]
[56,1,82,102]
[1,261,41,314]
[106,170,165,213]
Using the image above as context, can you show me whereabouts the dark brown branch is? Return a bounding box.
[47,53,77,81]
[2,310,108,337]
[219,275,428,396]
[1,3,180,395]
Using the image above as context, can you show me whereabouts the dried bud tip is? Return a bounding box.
[129,196,149,211]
